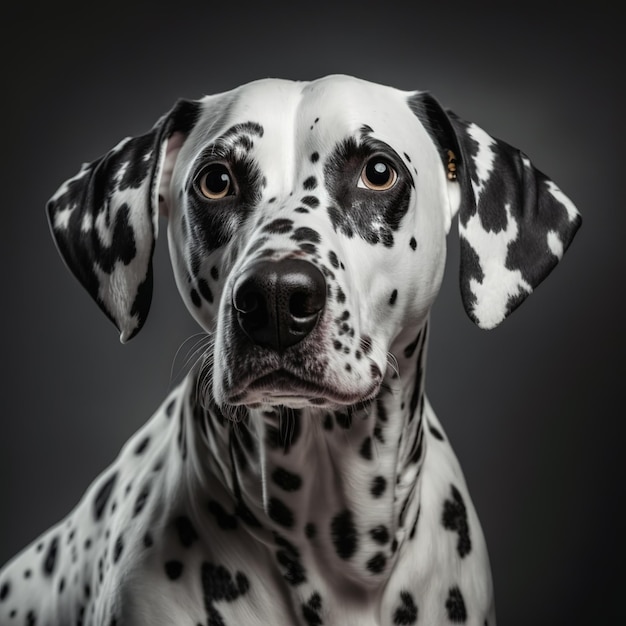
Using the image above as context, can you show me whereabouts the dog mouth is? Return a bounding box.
[227,368,380,408]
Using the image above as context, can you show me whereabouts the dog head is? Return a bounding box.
[47,75,580,409]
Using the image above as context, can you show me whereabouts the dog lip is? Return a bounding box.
[249,369,332,397]
[227,368,379,406]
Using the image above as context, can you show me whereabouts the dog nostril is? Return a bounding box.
[233,282,269,338]
[235,291,262,314]
[289,290,325,319]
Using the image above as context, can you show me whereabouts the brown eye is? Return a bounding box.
[198,163,233,199]
[358,158,398,191]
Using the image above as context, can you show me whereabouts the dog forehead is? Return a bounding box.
[193,75,420,146]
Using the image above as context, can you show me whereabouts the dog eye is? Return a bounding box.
[358,158,398,191]
[197,163,233,200]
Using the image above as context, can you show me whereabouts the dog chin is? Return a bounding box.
[225,369,380,411]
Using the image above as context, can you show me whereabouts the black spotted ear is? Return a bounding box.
[408,92,581,329]
[47,99,201,342]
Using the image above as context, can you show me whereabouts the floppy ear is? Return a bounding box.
[47,99,201,342]
[409,93,581,329]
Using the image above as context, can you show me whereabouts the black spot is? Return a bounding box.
[165,560,184,580]
[373,425,384,444]
[113,534,124,563]
[360,436,373,460]
[201,562,250,624]
[442,484,472,558]
[371,476,387,498]
[190,288,201,307]
[0,581,10,601]
[93,472,117,521]
[331,510,358,559]
[409,506,420,540]
[165,398,176,417]
[133,482,151,517]
[43,535,59,576]
[311,152,320,163]
[219,120,264,141]
[24,569,32,578]
[26,610,36,626]
[175,515,199,548]
[446,586,468,623]
[407,428,424,465]
[58,577,65,593]
[268,497,295,528]
[335,412,352,429]
[370,525,390,544]
[301,195,320,208]
[198,278,214,303]
[336,286,346,303]
[303,176,317,190]
[324,136,411,247]
[366,552,387,574]
[143,532,154,548]
[84,583,91,599]
[291,227,321,243]
[275,533,306,586]
[305,523,317,539]
[233,134,254,151]
[393,590,418,625]
[403,330,422,359]
[409,237,417,250]
[272,467,303,492]
[429,423,445,441]
[208,500,238,530]
[323,414,334,430]
[263,218,293,234]
[302,592,323,626]
[134,436,150,455]
[299,242,318,255]
[389,289,398,305]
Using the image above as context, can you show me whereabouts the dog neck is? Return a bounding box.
[182,320,429,590]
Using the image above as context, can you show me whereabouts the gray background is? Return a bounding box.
[1,1,622,624]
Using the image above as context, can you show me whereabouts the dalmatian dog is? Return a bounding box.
[0,75,580,625]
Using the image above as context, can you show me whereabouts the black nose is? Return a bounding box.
[232,259,326,352]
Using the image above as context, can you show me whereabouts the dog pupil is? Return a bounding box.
[206,167,229,192]
[367,160,389,185]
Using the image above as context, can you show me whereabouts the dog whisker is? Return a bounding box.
[170,333,213,385]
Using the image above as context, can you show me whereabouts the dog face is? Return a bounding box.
[47,75,580,410]
[162,77,451,408]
